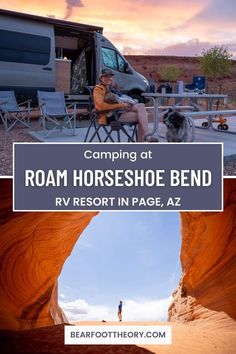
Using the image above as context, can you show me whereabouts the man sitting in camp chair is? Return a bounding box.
[84,84,138,143]
[0,91,32,132]
[93,69,158,142]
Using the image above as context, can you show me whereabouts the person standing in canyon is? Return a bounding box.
[118,300,123,321]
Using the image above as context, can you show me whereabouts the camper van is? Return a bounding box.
[0,9,149,103]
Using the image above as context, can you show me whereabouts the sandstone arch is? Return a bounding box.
[0,179,235,330]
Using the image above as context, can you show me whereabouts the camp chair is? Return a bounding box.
[0,91,31,132]
[185,76,206,93]
[37,91,77,138]
[84,86,138,143]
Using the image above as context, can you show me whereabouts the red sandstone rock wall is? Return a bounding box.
[125,55,236,99]
[169,179,236,329]
[0,179,97,330]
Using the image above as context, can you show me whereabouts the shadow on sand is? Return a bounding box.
[0,324,155,354]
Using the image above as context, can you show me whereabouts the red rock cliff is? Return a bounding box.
[169,179,236,329]
[125,55,236,97]
[0,179,97,330]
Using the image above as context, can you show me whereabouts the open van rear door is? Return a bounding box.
[94,32,103,83]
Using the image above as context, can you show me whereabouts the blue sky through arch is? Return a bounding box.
[59,212,181,322]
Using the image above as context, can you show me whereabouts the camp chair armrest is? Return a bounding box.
[66,102,79,109]
[19,99,32,106]
[16,108,32,113]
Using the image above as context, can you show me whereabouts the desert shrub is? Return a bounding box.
[159,64,182,82]
[199,46,232,80]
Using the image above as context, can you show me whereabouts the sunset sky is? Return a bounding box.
[1,0,236,57]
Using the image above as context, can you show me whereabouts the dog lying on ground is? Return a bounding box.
[163,108,195,142]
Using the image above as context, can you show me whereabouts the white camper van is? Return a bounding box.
[0,9,149,103]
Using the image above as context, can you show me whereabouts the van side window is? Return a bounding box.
[0,30,50,65]
[102,47,118,70]
[117,54,125,72]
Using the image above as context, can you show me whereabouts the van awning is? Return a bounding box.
[0,8,103,34]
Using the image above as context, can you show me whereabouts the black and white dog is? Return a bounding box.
[163,109,195,142]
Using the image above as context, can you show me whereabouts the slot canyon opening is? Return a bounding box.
[58,212,181,323]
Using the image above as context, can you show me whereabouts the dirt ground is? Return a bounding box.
[1,110,235,176]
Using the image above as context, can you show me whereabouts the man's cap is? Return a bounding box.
[99,69,114,78]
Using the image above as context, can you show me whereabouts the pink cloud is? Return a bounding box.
[157,40,236,58]
[63,0,84,20]
[122,39,236,59]
[1,0,235,57]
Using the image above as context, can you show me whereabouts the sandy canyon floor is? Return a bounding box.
[1,321,235,354]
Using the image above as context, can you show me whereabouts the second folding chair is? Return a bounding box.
[0,91,32,132]
[37,91,77,138]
